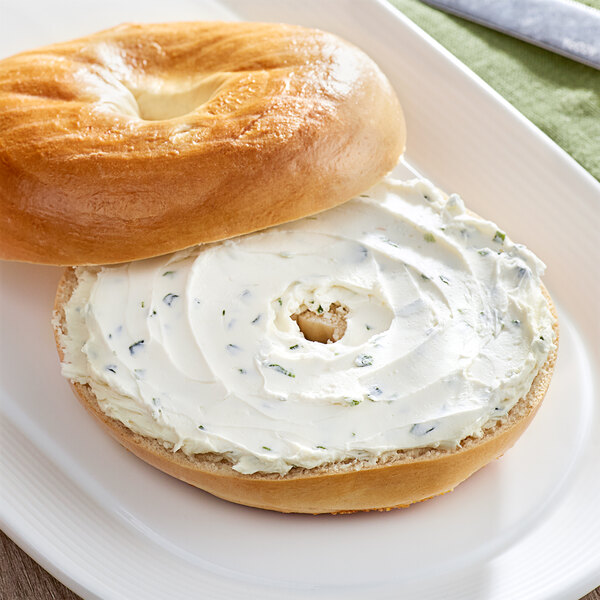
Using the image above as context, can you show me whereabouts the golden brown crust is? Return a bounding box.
[53,268,558,514]
[0,22,405,265]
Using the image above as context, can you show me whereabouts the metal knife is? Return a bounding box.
[419,0,600,70]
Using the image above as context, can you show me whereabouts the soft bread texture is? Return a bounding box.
[0,22,405,265]
[54,268,558,514]
[292,302,349,343]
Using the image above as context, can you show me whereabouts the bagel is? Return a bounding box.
[53,177,558,514]
[0,22,404,265]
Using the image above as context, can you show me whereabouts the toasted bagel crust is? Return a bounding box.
[0,22,404,265]
[53,268,558,514]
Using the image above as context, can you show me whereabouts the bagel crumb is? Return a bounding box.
[291,302,349,343]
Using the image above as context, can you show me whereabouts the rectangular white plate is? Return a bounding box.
[1,1,599,599]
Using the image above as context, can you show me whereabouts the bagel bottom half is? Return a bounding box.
[53,268,558,514]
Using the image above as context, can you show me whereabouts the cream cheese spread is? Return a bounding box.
[60,177,556,475]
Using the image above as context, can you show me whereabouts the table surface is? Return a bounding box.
[1,529,598,599]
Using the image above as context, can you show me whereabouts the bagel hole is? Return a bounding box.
[291,302,349,344]
[131,75,224,121]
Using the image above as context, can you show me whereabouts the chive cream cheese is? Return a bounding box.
[60,177,556,475]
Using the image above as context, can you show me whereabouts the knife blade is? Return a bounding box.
[420,0,600,70]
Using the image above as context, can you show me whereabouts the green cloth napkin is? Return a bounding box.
[388,0,600,181]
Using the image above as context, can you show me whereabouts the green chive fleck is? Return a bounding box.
[163,293,179,306]
[128,340,145,355]
[367,386,383,400]
[478,250,489,256]
[267,364,295,378]
[423,232,436,243]
[162,270,175,277]
[141,301,145,308]
[439,275,450,285]
[355,354,373,367]
[421,273,430,281]
[262,446,271,451]
[316,445,326,450]
[317,305,324,314]
[493,230,506,243]
[289,344,299,350]
[198,425,205,430]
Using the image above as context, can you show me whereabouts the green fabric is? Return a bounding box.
[388,0,600,181]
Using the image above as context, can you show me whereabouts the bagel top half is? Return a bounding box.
[0,22,405,265]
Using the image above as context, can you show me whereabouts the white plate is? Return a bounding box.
[1,1,599,599]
